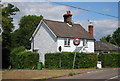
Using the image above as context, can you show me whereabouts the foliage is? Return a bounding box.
[0,4,3,24]
[0,35,2,42]
[11,15,43,49]
[98,53,120,67]
[45,52,97,69]
[112,28,120,47]
[10,51,39,69]
[10,46,26,55]
[100,35,114,43]
[2,3,19,68]
[10,46,26,68]
[100,28,120,47]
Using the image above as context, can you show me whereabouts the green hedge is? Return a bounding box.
[10,46,26,55]
[45,52,97,69]
[98,53,120,68]
[10,51,39,69]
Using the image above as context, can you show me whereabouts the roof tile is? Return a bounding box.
[43,19,94,39]
[95,41,120,51]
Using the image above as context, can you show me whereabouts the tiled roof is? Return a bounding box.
[95,41,120,51]
[43,19,94,40]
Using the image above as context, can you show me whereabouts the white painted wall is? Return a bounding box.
[31,22,57,64]
[57,38,81,52]
[57,38,94,53]
[87,40,94,53]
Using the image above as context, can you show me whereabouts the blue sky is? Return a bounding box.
[53,2,118,21]
[2,0,120,2]
[2,1,119,41]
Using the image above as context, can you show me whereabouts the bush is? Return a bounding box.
[98,53,120,68]
[10,46,26,55]
[10,51,39,69]
[10,46,26,67]
[45,52,97,69]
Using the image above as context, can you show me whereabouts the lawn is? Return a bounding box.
[2,69,86,79]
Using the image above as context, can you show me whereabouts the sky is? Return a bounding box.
[2,0,120,2]
[1,0,119,41]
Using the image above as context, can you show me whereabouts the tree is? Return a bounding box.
[100,35,113,43]
[112,28,120,46]
[12,15,43,49]
[0,35,1,43]
[2,3,19,68]
[100,28,120,47]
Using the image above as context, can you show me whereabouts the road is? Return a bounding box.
[56,68,119,81]
[1,68,120,81]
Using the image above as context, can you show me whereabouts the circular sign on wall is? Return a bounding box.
[73,38,80,46]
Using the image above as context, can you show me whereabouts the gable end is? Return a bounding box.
[30,19,57,41]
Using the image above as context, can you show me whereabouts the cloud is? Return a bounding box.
[11,2,80,29]
[2,0,120,2]
[76,19,118,40]
[4,2,118,41]
[2,0,25,2]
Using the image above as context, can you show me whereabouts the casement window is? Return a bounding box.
[83,39,88,46]
[64,38,70,47]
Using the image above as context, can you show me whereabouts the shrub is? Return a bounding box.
[10,46,26,67]
[75,52,97,68]
[98,53,120,68]
[10,46,26,55]
[45,52,97,69]
[10,51,39,69]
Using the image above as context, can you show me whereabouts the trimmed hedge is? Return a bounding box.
[45,52,97,69]
[98,53,120,68]
[10,51,39,69]
[10,46,26,55]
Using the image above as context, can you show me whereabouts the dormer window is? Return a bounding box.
[64,38,70,47]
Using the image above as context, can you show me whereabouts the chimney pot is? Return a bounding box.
[67,11,69,14]
[63,11,72,25]
[67,11,71,14]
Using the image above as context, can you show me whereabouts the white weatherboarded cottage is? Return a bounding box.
[30,11,95,64]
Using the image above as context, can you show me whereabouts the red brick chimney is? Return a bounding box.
[63,11,72,25]
[88,21,94,36]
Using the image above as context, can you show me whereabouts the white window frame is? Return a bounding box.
[64,38,70,47]
[83,39,88,47]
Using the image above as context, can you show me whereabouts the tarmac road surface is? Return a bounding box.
[57,68,119,81]
[1,68,120,81]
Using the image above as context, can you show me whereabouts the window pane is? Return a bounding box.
[64,38,70,46]
[86,40,88,45]
[68,38,70,45]
[64,38,67,45]
[83,39,86,46]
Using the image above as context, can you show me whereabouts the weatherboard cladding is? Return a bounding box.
[43,19,94,40]
[95,41,120,51]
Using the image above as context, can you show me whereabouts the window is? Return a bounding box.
[83,39,88,46]
[64,38,70,47]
